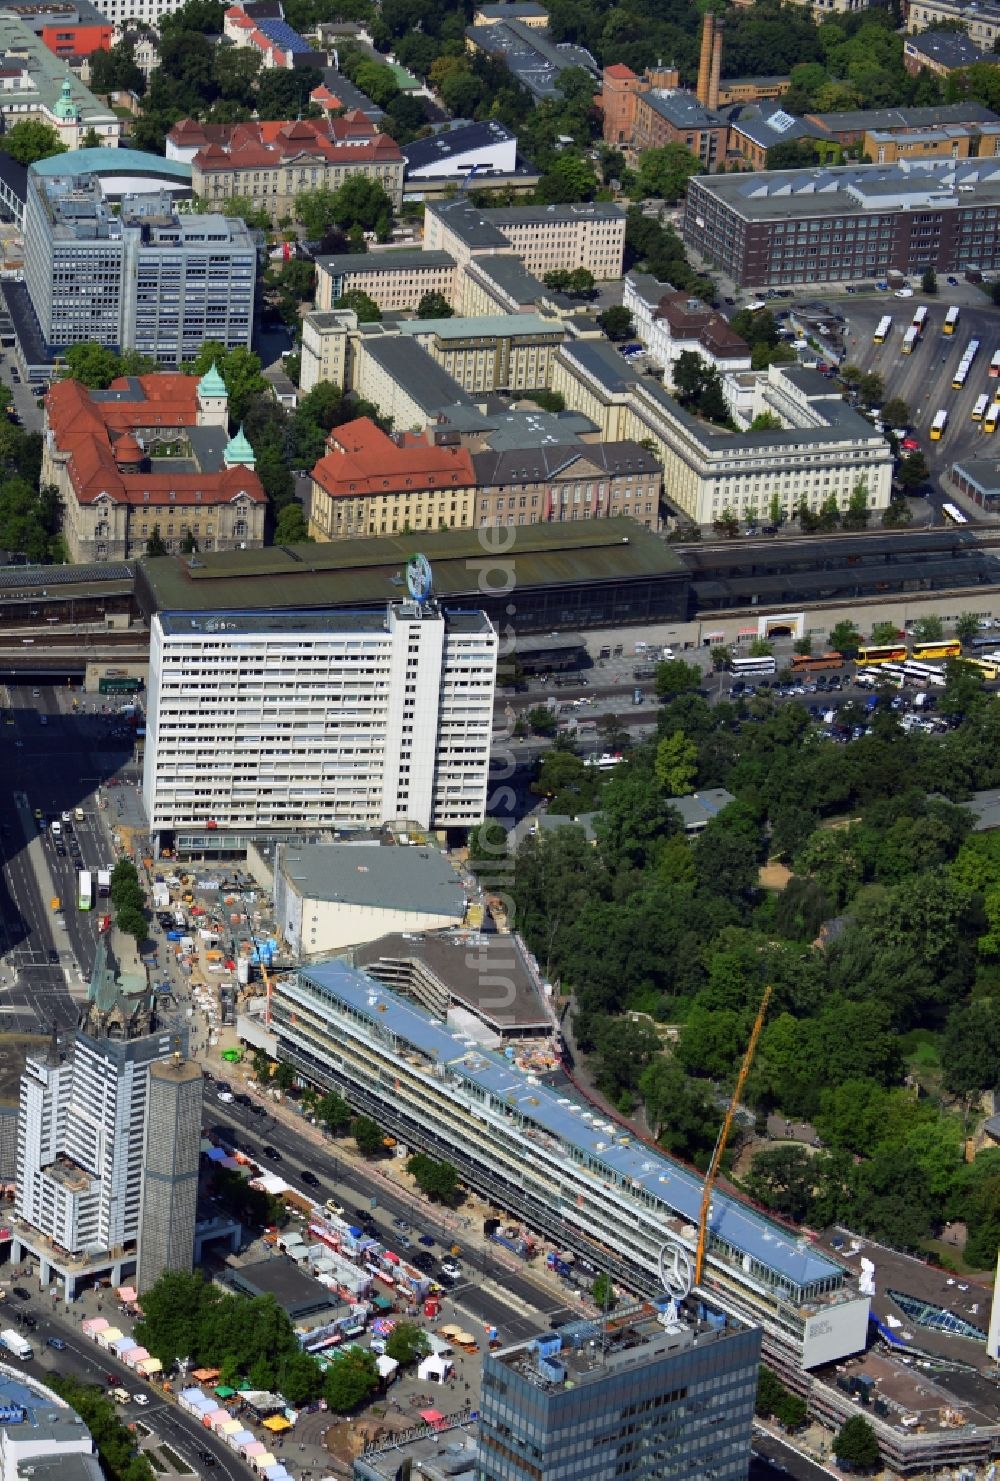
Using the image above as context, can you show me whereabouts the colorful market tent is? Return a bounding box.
[262,1416,291,1433]
[215,1386,236,1399]
[82,1318,109,1336]
[123,1346,150,1367]
[253,1453,277,1472]
[137,1358,162,1375]
[117,1286,138,1302]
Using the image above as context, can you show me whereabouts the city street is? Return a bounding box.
[0,681,138,1031]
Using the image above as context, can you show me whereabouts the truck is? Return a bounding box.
[0,1329,33,1360]
[97,869,111,899]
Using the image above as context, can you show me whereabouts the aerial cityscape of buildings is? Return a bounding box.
[0,0,999,1477]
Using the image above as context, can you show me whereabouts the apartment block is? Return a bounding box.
[352,330,472,431]
[309,416,477,541]
[624,273,752,381]
[423,197,626,279]
[42,368,266,563]
[548,338,639,441]
[472,439,662,531]
[623,364,893,526]
[683,158,1000,288]
[178,116,404,220]
[314,250,457,313]
[457,253,549,316]
[479,1307,760,1481]
[22,161,255,361]
[142,603,498,844]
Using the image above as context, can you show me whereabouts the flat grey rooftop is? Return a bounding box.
[691,157,1000,220]
[158,607,393,638]
[279,842,467,917]
[316,250,455,275]
[362,334,473,414]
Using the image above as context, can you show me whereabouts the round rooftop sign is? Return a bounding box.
[406,552,433,604]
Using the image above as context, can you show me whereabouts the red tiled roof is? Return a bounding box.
[192,130,402,172]
[44,376,266,509]
[604,63,638,80]
[312,418,475,499]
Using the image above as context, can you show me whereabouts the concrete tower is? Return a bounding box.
[137,1054,203,1294]
[696,11,714,107]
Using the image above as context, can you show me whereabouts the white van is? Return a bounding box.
[50,820,61,836]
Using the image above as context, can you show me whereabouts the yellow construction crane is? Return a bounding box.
[694,984,772,1287]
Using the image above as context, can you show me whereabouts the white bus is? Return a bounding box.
[990,349,1000,379]
[902,660,946,687]
[902,326,919,355]
[973,394,990,422]
[874,315,892,345]
[986,403,1000,435]
[731,655,777,676]
[942,501,969,525]
[943,305,960,335]
[912,305,929,334]
[930,409,948,440]
[952,358,972,390]
[966,337,981,363]
[78,870,92,912]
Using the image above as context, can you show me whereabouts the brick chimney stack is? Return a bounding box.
[708,19,724,111]
[696,11,714,107]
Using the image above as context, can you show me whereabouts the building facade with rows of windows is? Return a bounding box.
[142,603,497,850]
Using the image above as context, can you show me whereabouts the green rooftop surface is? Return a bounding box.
[140,519,681,613]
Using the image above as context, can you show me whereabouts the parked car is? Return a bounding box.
[418,1234,435,1247]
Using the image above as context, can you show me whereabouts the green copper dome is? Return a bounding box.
[224,424,255,467]
[52,74,78,122]
[198,362,227,399]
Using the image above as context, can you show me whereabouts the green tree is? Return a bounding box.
[592,1272,617,1311]
[317,1089,353,1133]
[406,1152,461,1203]
[536,152,597,204]
[881,396,910,429]
[416,290,454,319]
[655,658,702,698]
[841,480,871,531]
[632,143,702,203]
[655,730,698,796]
[834,1415,881,1473]
[882,497,913,529]
[274,503,311,544]
[745,1145,816,1223]
[527,704,558,736]
[597,305,635,341]
[897,450,929,491]
[335,289,382,323]
[749,411,782,431]
[1,119,66,165]
[871,620,900,645]
[858,370,884,407]
[90,39,146,95]
[180,528,198,554]
[639,1057,718,1163]
[385,1322,430,1365]
[324,1347,380,1412]
[829,619,860,656]
[274,1060,296,1092]
[921,266,938,295]
[955,612,983,642]
[911,614,944,641]
[566,267,596,297]
[116,905,147,942]
[61,343,121,389]
[280,1349,324,1405]
[749,637,773,657]
[352,1115,384,1156]
[50,1377,155,1481]
[145,526,167,557]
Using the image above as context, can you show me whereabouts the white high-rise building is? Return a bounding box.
[142,602,498,848]
[16,1029,183,1257]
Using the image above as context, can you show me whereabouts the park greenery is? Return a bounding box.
[406,1151,461,1204]
[135,1271,328,1406]
[483,651,1000,1267]
[110,858,148,943]
[51,1377,155,1481]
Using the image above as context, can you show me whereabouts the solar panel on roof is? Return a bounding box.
[768,109,797,134]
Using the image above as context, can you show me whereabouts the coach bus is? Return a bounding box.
[910,639,962,661]
[730,655,777,676]
[856,644,908,667]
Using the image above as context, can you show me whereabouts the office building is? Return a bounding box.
[309,417,476,540]
[800,101,998,147]
[622,365,893,526]
[352,330,473,430]
[472,438,663,530]
[0,14,118,145]
[42,368,267,563]
[548,337,639,441]
[458,253,550,316]
[315,250,457,314]
[273,841,468,956]
[142,602,498,849]
[15,942,187,1291]
[266,956,869,1382]
[683,158,1000,288]
[624,273,752,380]
[464,16,598,102]
[399,312,563,395]
[178,115,405,220]
[478,1303,760,1481]
[632,89,728,169]
[300,306,355,393]
[423,197,626,279]
[137,1055,202,1294]
[21,155,254,364]
[906,0,1000,49]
